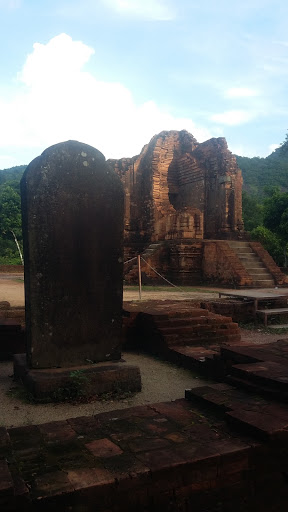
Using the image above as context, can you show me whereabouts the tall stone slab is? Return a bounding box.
[21,141,124,369]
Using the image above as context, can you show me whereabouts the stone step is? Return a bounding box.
[256,308,288,326]
[238,254,261,261]
[152,309,209,320]
[225,375,288,402]
[154,315,233,328]
[234,248,253,254]
[154,317,217,328]
[249,272,274,280]
[244,266,267,272]
[229,361,288,391]
[159,323,239,336]
[164,333,242,347]
[253,279,275,287]
[162,325,240,338]
[228,241,250,247]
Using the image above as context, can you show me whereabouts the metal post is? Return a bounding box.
[137,254,142,300]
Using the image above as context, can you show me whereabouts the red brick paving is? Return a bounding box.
[1,393,288,511]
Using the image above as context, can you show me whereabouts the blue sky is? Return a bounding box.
[0,0,288,169]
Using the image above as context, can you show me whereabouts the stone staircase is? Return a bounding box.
[151,309,241,347]
[228,241,275,287]
[127,305,242,371]
[220,343,288,401]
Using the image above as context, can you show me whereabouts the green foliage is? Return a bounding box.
[245,188,288,266]
[236,132,288,198]
[262,189,288,234]
[0,185,22,234]
[52,370,89,402]
[239,132,288,266]
[279,130,288,156]
[0,167,25,264]
[242,191,263,231]
[250,226,284,265]
[0,165,26,187]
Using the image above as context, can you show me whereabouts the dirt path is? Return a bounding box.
[0,275,24,306]
[1,275,288,346]
[0,275,220,306]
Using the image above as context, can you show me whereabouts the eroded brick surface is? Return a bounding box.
[2,386,288,510]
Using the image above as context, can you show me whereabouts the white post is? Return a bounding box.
[137,254,142,300]
[11,230,24,265]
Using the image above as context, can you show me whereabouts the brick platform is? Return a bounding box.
[124,301,241,376]
[2,392,288,511]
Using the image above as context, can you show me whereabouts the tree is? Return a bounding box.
[0,184,23,264]
[280,130,288,156]
[250,225,284,266]
[251,189,288,267]
[242,191,263,231]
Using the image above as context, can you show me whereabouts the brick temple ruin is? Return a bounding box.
[109,130,288,287]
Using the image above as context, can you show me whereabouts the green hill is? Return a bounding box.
[0,165,26,191]
[236,134,288,198]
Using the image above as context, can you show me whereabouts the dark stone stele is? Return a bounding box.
[15,140,141,400]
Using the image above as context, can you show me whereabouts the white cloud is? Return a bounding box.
[0,33,212,168]
[210,110,255,126]
[225,87,260,98]
[228,143,258,157]
[102,0,175,20]
[269,143,279,153]
[0,0,21,7]
[273,41,288,47]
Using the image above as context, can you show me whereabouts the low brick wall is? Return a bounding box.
[0,265,23,273]
[201,299,255,323]
[201,297,288,323]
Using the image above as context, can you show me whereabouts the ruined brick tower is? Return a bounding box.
[108,130,287,287]
[108,130,243,255]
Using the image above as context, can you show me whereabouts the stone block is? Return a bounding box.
[21,140,124,369]
[14,353,141,402]
[85,438,123,458]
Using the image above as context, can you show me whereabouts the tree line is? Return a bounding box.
[0,166,26,264]
[0,134,288,266]
[240,132,288,267]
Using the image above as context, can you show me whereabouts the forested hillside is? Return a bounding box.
[236,133,288,266]
[236,133,288,197]
[0,165,26,187]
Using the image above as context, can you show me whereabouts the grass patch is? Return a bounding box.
[7,385,35,404]
[239,322,288,335]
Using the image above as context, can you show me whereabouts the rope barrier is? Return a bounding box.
[123,256,137,265]
[141,257,187,293]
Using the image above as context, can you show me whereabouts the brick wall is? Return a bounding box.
[202,241,253,287]
[0,265,23,273]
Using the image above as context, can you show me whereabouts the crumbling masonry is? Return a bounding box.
[108,130,287,287]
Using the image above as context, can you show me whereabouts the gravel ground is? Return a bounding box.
[0,352,208,428]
